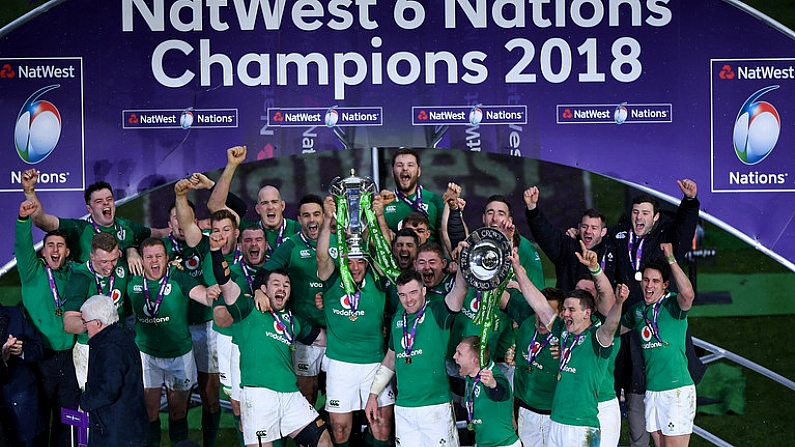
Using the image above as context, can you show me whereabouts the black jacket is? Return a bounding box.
[610,196,700,309]
[80,323,148,447]
[0,305,45,443]
[525,207,617,291]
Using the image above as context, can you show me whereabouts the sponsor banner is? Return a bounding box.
[122,109,238,129]
[412,105,527,126]
[268,107,383,127]
[711,58,795,192]
[0,1,794,271]
[556,103,672,124]
[0,57,85,192]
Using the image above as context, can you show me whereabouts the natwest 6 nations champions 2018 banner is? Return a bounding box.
[1,0,794,271]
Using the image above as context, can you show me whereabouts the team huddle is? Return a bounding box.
[8,147,701,447]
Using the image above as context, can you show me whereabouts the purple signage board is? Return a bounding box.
[0,0,794,272]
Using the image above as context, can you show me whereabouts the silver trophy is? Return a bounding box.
[459,227,513,290]
[329,169,376,259]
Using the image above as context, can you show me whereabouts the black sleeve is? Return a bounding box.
[447,208,467,248]
[484,374,510,402]
[669,197,700,260]
[525,207,576,265]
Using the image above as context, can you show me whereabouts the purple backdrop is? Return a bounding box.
[1,0,794,271]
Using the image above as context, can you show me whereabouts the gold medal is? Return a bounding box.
[406,357,412,365]
[467,423,474,431]
[526,366,533,374]
[349,313,358,322]
[55,308,63,316]
[635,271,642,281]
[290,344,296,352]
[557,373,562,381]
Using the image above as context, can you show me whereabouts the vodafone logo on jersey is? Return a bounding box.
[641,325,653,342]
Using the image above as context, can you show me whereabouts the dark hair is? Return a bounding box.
[565,289,595,313]
[631,194,660,216]
[238,225,265,243]
[402,212,429,228]
[84,181,113,205]
[169,200,196,215]
[396,270,423,287]
[391,148,420,167]
[43,229,69,246]
[252,268,290,292]
[641,257,671,283]
[582,208,606,226]
[210,209,239,230]
[393,228,419,247]
[139,237,166,253]
[484,194,512,217]
[541,287,566,313]
[298,194,324,210]
[90,232,118,253]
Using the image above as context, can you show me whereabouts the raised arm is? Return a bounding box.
[596,282,628,347]
[444,256,468,312]
[575,239,615,316]
[372,192,393,246]
[21,169,60,232]
[662,243,695,311]
[316,195,337,281]
[208,232,242,306]
[443,182,467,251]
[671,178,700,260]
[207,146,245,215]
[511,249,557,329]
[174,177,204,248]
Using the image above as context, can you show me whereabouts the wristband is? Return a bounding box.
[369,364,395,395]
[667,255,677,265]
[211,249,231,285]
[589,266,602,276]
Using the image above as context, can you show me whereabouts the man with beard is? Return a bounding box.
[264,194,333,406]
[207,146,299,258]
[317,196,394,447]
[62,232,129,390]
[511,248,626,447]
[523,186,617,290]
[212,244,332,447]
[15,200,79,447]
[127,238,212,447]
[164,199,222,447]
[381,148,444,243]
[392,228,419,271]
[610,179,701,447]
[21,169,168,275]
[365,269,467,447]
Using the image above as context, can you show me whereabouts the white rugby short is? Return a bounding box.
[141,350,197,392]
[394,402,459,447]
[190,321,219,373]
[240,387,319,444]
[293,342,326,377]
[324,357,395,413]
[645,385,696,436]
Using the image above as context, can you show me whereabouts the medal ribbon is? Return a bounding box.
[45,265,62,310]
[644,292,671,345]
[464,374,482,425]
[527,329,554,368]
[402,300,428,359]
[299,232,316,253]
[394,185,428,216]
[627,231,645,274]
[361,193,401,282]
[558,332,582,376]
[168,234,183,256]
[473,272,512,367]
[240,260,255,294]
[88,216,119,235]
[143,266,171,317]
[263,219,287,257]
[270,310,296,345]
[88,262,116,296]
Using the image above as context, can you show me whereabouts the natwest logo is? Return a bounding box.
[718,65,735,80]
[736,65,795,80]
[0,63,15,78]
